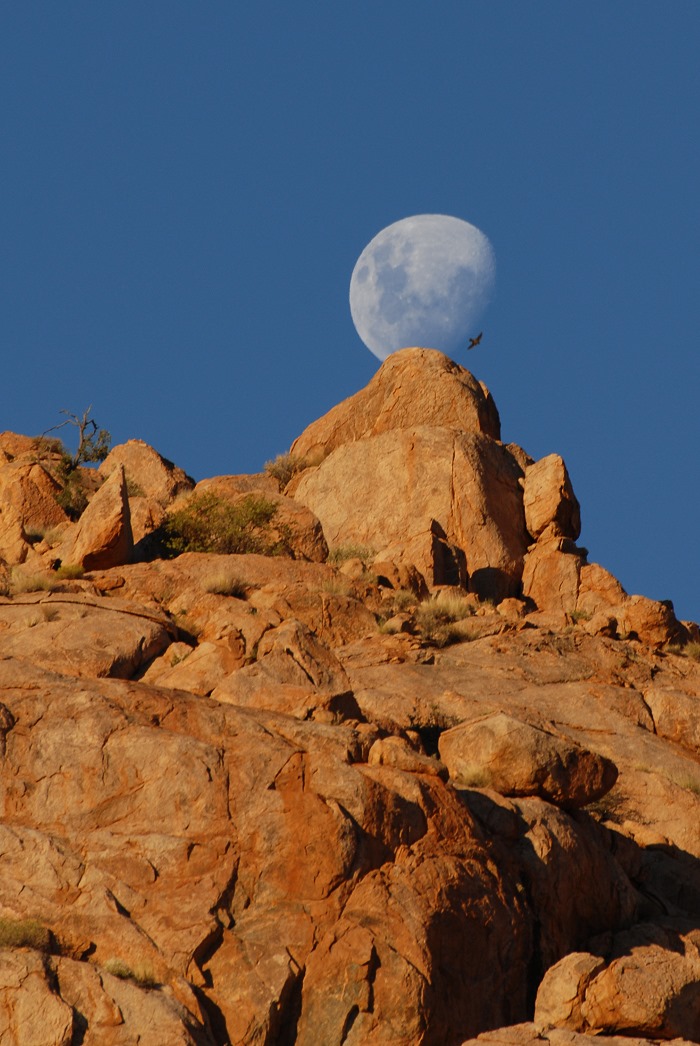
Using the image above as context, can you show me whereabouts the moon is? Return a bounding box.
[349,214,496,361]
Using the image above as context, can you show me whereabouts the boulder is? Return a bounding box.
[535,923,700,1042]
[438,712,618,807]
[613,595,688,648]
[0,461,67,534]
[521,537,583,614]
[290,347,501,463]
[294,427,529,599]
[534,951,606,1031]
[99,439,194,505]
[576,562,627,616]
[523,454,581,541]
[58,466,133,570]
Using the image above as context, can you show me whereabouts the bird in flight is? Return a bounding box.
[467,332,483,350]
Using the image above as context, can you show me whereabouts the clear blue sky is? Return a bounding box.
[2,3,699,621]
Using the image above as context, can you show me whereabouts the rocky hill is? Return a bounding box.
[1,347,700,1045]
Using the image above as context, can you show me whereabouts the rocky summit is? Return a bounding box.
[1,346,700,1045]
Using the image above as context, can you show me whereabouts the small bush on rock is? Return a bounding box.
[0,917,53,952]
[264,452,306,489]
[328,544,376,566]
[103,958,160,988]
[416,593,475,647]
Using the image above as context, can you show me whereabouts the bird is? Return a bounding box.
[467,332,483,350]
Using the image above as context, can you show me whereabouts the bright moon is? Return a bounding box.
[349,214,496,361]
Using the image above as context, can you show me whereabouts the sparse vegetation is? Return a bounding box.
[320,577,352,596]
[328,544,376,566]
[41,606,60,622]
[54,564,85,580]
[162,492,281,557]
[39,406,111,470]
[264,452,306,489]
[34,406,111,520]
[0,916,53,952]
[570,609,592,623]
[415,592,475,647]
[667,641,700,662]
[10,571,55,594]
[203,572,249,598]
[392,588,417,612]
[103,958,160,988]
[125,476,145,498]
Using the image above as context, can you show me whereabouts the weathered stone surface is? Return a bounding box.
[211,618,358,720]
[535,951,606,1031]
[523,454,581,541]
[0,461,67,533]
[613,594,687,648]
[576,562,627,617]
[99,439,195,505]
[644,685,700,754]
[290,347,501,462]
[532,924,700,1042]
[578,924,700,1039]
[438,712,618,807]
[58,466,133,570]
[521,537,583,614]
[0,950,74,1046]
[0,593,172,679]
[294,426,528,598]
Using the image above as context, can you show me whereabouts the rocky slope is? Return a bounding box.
[0,347,699,1044]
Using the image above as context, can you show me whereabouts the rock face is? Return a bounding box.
[0,354,698,1044]
[294,426,529,597]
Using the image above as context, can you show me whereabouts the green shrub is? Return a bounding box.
[0,917,53,952]
[162,493,280,556]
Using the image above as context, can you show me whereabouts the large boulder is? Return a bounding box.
[99,439,194,506]
[521,536,584,614]
[57,466,133,570]
[523,454,581,541]
[294,427,529,598]
[535,924,700,1042]
[290,347,501,461]
[438,712,618,808]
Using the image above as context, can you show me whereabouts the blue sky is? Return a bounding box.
[2,3,699,620]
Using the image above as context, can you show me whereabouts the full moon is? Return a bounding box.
[349,214,496,361]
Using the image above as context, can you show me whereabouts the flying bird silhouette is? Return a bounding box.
[467,332,483,350]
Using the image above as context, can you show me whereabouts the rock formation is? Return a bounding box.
[0,348,698,1044]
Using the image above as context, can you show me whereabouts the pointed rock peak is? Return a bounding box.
[291,347,500,462]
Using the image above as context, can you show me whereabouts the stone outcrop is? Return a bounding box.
[57,466,133,570]
[99,439,195,505]
[523,453,581,542]
[290,346,501,460]
[0,353,699,1043]
[294,426,528,598]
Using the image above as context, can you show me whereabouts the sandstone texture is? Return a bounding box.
[0,350,698,1044]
